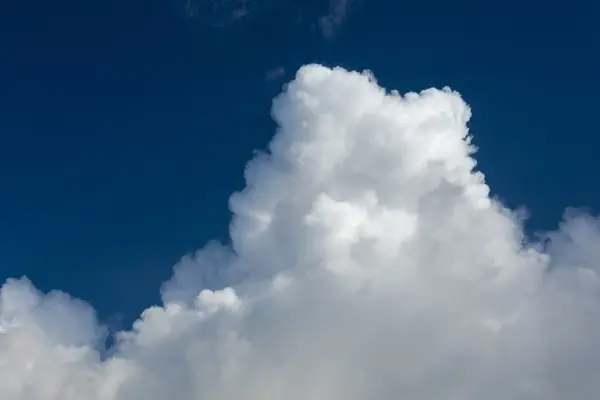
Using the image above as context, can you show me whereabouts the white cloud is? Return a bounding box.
[2,64,600,399]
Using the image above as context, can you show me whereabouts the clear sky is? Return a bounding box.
[1,0,598,329]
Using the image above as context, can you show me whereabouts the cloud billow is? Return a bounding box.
[2,64,600,399]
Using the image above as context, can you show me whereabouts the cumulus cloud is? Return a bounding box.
[2,64,600,399]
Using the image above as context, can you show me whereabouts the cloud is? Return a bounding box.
[265,66,286,81]
[2,64,600,399]
[318,0,351,38]
[178,0,355,38]
[181,0,254,27]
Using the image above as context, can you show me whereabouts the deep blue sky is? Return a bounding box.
[1,0,598,328]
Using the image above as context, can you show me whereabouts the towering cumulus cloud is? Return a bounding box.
[2,64,600,399]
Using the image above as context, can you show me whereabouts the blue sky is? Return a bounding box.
[1,0,598,330]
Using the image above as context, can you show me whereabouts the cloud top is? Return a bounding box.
[2,64,600,399]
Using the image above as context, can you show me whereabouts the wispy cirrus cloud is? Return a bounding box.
[265,66,285,81]
[182,0,254,27]
[178,0,358,38]
[318,0,352,39]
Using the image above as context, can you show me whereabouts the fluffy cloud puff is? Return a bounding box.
[2,64,600,399]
